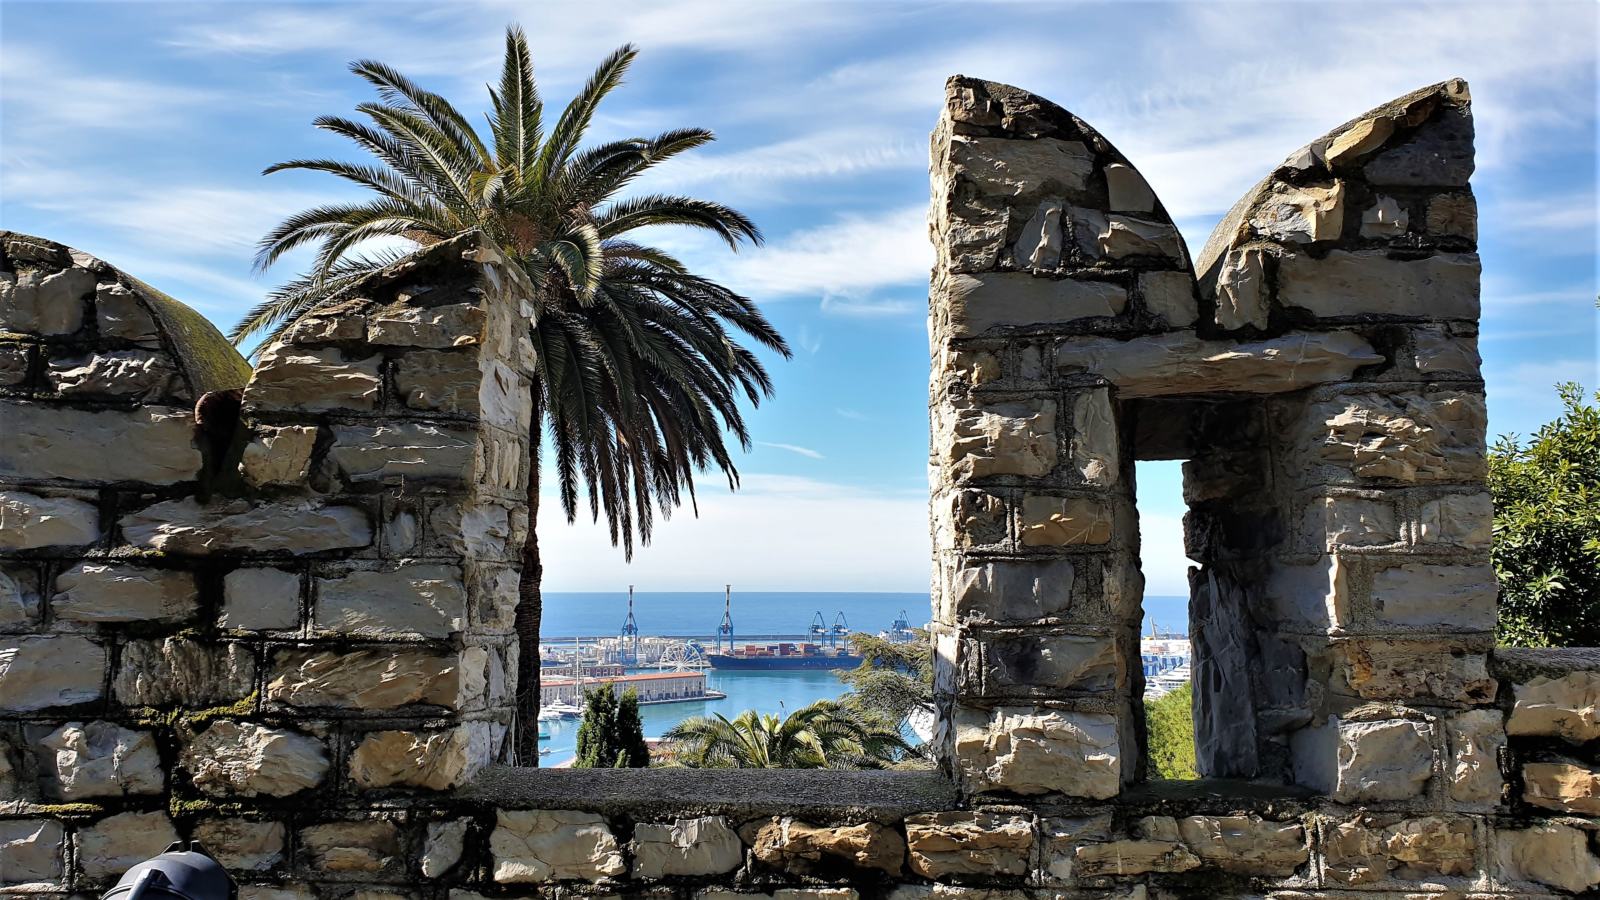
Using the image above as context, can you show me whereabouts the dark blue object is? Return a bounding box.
[102,841,232,900]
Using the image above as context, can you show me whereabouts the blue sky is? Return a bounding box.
[2,1,1595,595]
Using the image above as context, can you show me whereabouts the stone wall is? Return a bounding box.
[0,75,1597,899]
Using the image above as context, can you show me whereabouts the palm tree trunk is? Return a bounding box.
[513,426,543,766]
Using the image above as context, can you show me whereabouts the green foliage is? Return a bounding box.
[1490,383,1600,647]
[664,699,910,769]
[835,630,933,733]
[1145,684,1197,781]
[573,685,650,768]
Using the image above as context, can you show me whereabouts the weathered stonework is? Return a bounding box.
[0,74,1578,898]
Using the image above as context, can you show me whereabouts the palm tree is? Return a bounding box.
[235,28,789,764]
[663,700,911,769]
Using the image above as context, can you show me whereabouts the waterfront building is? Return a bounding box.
[541,671,714,706]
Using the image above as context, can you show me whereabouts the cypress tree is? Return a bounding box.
[573,684,651,768]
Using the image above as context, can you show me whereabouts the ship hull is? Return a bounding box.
[705,653,862,670]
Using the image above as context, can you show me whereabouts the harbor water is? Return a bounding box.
[538,591,1191,764]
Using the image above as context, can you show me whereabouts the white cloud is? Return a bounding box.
[539,474,928,592]
[0,46,219,135]
[701,206,931,301]
[757,442,824,460]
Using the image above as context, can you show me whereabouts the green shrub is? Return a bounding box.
[573,684,650,768]
[1145,684,1197,780]
[1490,383,1600,647]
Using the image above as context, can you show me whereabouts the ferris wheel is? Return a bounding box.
[654,641,709,671]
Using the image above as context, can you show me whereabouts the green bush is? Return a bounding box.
[1490,383,1600,647]
[573,684,650,768]
[1145,684,1197,780]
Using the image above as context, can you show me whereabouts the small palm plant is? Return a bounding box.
[238,28,789,763]
[663,700,911,769]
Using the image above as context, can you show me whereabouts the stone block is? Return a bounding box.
[1214,245,1269,330]
[1294,391,1486,483]
[1248,181,1344,243]
[1010,199,1063,271]
[1019,494,1113,546]
[0,265,93,334]
[954,705,1119,797]
[1056,331,1381,398]
[939,273,1126,336]
[745,818,904,877]
[491,809,626,883]
[77,811,179,880]
[194,818,286,871]
[396,348,481,414]
[1277,251,1479,319]
[0,819,64,885]
[0,490,99,550]
[1177,815,1307,875]
[1415,492,1492,551]
[315,565,465,637]
[1139,270,1196,327]
[1370,563,1496,630]
[1425,193,1476,240]
[948,134,1093,197]
[221,567,301,631]
[1105,162,1155,212]
[300,820,402,875]
[1095,214,1185,260]
[239,425,318,488]
[1339,640,1495,703]
[1522,758,1600,814]
[943,558,1077,624]
[48,350,184,400]
[114,637,254,706]
[1508,670,1600,743]
[246,344,381,412]
[0,564,40,626]
[1293,717,1432,803]
[631,816,742,878]
[1445,709,1504,805]
[421,819,471,878]
[0,341,31,387]
[1075,838,1199,876]
[904,810,1032,878]
[39,721,163,799]
[1303,495,1397,549]
[0,634,105,711]
[95,283,160,345]
[0,402,201,484]
[1364,104,1474,186]
[933,489,1007,550]
[183,720,328,798]
[267,647,459,709]
[1359,195,1409,238]
[1262,556,1348,631]
[961,632,1118,695]
[329,423,476,484]
[367,303,485,347]
[1497,822,1600,894]
[1322,814,1475,885]
[121,498,372,555]
[943,398,1057,480]
[349,724,495,790]
[51,563,198,625]
[1069,390,1118,487]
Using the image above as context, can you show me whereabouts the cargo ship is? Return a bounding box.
[703,592,864,670]
[705,641,863,670]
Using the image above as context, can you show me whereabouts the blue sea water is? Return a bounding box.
[537,591,1191,763]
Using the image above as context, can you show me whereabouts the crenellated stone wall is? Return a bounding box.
[0,75,1597,899]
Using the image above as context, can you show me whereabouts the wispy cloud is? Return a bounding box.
[540,473,927,591]
[835,408,871,422]
[702,206,931,303]
[758,442,825,460]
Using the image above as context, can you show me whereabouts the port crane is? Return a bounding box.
[716,585,734,653]
[830,612,850,646]
[619,585,640,667]
[809,611,829,646]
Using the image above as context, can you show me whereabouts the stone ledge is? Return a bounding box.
[1493,647,1600,682]
[466,766,958,820]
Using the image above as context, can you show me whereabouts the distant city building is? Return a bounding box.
[542,671,712,706]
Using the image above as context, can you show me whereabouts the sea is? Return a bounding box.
[537,591,1190,763]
